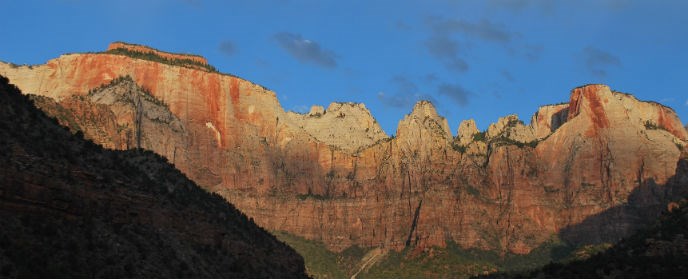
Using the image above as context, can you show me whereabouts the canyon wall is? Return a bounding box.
[1,44,686,254]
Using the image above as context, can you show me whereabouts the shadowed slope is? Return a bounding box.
[0,75,307,278]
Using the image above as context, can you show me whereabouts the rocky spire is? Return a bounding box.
[485,114,536,143]
[285,102,388,153]
[456,119,479,146]
[396,100,451,140]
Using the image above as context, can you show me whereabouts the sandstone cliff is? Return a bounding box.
[1,43,686,257]
[530,104,568,140]
[284,102,388,153]
[491,185,688,279]
[0,76,307,278]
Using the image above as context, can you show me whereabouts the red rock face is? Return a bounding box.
[1,44,687,255]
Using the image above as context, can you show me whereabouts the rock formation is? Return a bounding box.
[285,102,388,153]
[530,104,568,140]
[485,114,536,143]
[492,184,688,279]
[0,76,307,278]
[108,41,209,66]
[1,43,686,257]
[456,119,479,146]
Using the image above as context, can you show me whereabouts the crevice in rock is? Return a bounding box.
[405,199,423,247]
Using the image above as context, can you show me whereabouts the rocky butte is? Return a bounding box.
[1,42,686,264]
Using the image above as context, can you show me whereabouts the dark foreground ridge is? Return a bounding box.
[0,75,307,278]
[480,172,688,279]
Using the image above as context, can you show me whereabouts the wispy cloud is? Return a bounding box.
[424,16,518,72]
[218,41,236,56]
[423,73,438,84]
[377,75,435,108]
[392,75,418,93]
[377,91,410,108]
[438,83,471,106]
[274,32,337,68]
[425,35,469,72]
[582,46,621,77]
[395,20,412,31]
[428,17,513,44]
[487,0,630,15]
[524,44,543,61]
[500,69,515,82]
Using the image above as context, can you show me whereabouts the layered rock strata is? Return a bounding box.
[1,44,687,255]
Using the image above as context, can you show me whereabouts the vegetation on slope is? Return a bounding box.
[363,238,578,279]
[483,197,688,278]
[99,48,277,92]
[273,231,348,278]
[103,47,218,72]
[0,75,307,278]
[273,229,601,279]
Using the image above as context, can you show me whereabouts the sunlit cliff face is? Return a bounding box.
[1,43,686,255]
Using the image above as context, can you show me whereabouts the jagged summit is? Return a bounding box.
[396,100,451,140]
[285,101,388,153]
[449,84,688,160]
[485,115,530,141]
[409,100,442,118]
[456,119,479,145]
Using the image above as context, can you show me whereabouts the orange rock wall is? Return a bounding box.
[1,50,687,255]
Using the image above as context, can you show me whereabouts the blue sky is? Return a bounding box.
[1,0,687,135]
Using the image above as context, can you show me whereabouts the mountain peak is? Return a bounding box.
[566,84,687,140]
[285,101,387,153]
[396,100,451,140]
[409,100,440,118]
[485,114,536,143]
[456,119,479,145]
